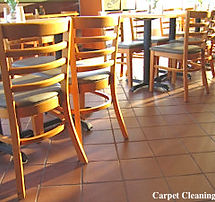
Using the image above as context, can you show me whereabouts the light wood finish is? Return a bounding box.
[70,16,128,139]
[117,17,144,88]
[207,10,215,77]
[149,10,209,102]
[0,18,88,199]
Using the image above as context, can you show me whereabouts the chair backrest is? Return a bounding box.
[183,10,209,64]
[130,17,144,41]
[209,10,215,35]
[0,18,70,142]
[70,16,120,75]
[184,10,208,47]
[160,9,175,37]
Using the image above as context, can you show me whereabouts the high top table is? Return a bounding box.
[118,12,185,91]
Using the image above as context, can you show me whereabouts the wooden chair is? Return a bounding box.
[149,10,209,102]
[71,16,128,139]
[118,14,169,88]
[0,18,88,199]
[206,10,215,77]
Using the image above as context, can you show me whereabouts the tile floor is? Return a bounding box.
[1,59,215,202]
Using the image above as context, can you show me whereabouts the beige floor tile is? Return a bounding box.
[83,130,114,145]
[121,158,162,180]
[85,144,118,161]
[157,154,201,177]
[83,182,127,202]
[83,161,122,183]
[85,109,109,120]
[38,185,81,202]
[47,141,79,163]
[189,112,215,123]
[157,105,188,115]
[125,178,172,202]
[162,114,194,125]
[42,162,82,186]
[86,119,112,130]
[133,107,160,116]
[2,164,44,189]
[193,152,215,172]
[149,139,188,156]
[167,174,214,202]
[117,141,153,159]
[143,124,205,140]
[111,117,140,129]
[200,123,215,135]
[109,108,136,118]
[0,186,37,202]
[21,141,50,165]
[137,116,166,127]
[205,173,215,188]
[114,127,146,143]
[181,136,215,153]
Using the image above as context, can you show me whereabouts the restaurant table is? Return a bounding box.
[120,12,185,91]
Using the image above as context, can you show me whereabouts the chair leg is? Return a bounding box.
[171,59,177,84]
[149,51,155,92]
[120,53,124,77]
[126,51,133,88]
[10,127,26,199]
[154,56,159,77]
[79,90,86,120]
[62,95,88,164]
[210,59,215,78]
[110,77,128,139]
[31,114,44,136]
[201,50,209,94]
[183,61,189,102]
[62,90,88,163]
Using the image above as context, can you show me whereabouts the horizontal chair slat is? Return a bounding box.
[12,74,65,92]
[189,23,208,28]
[2,18,69,40]
[6,41,67,57]
[9,58,66,75]
[76,47,115,59]
[73,16,118,29]
[75,35,116,43]
[77,61,114,72]
[20,123,65,145]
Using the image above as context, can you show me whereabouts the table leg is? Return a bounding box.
[169,18,176,41]
[152,17,177,91]
[131,19,151,91]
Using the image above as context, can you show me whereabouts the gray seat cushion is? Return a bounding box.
[12,56,56,67]
[118,41,144,49]
[0,74,61,108]
[35,59,111,85]
[150,42,202,54]
[77,69,110,84]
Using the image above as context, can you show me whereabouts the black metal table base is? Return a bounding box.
[131,82,148,92]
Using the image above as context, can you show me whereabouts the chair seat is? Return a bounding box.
[77,69,110,84]
[12,56,56,67]
[27,57,111,85]
[0,74,60,108]
[118,40,144,49]
[150,42,202,54]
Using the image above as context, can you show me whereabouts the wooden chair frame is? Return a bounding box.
[0,18,88,199]
[150,10,209,102]
[70,16,128,139]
